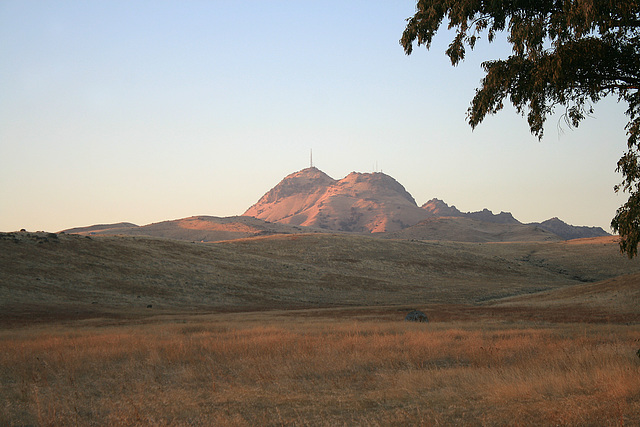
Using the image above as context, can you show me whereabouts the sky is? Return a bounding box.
[0,1,631,232]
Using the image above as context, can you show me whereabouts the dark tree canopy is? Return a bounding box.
[401,0,640,257]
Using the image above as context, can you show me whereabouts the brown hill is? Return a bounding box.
[491,271,640,315]
[2,231,639,325]
[531,217,610,240]
[244,167,430,233]
[62,222,139,234]
[62,216,315,242]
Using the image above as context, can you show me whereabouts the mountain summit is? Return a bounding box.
[250,167,336,206]
[244,167,610,239]
[421,198,464,217]
[244,168,429,233]
[243,168,336,223]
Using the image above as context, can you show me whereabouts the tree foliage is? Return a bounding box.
[401,0,640,257]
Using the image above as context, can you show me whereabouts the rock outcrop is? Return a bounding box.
[405,310,429,322]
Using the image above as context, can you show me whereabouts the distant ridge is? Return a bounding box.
[61,216,315,242]
[62,167,610,242]
[61,222,139,234]
[466,209,520,225]
[422,199,519,225]
[383,216,561,242]
[420,198,608,239]
[532,217,610,240]
[242,168,609,240]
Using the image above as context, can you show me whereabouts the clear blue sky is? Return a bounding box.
[0,1,629,232]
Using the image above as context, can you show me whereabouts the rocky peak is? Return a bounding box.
[466,209,521,225]
[255,167,336,205]
[335,172,418,206]
[243,168,428,232]
[421,198,464,217]
[243,167,605,238]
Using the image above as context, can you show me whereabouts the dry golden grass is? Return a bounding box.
[493,272,640,314]
[2,232,640,325]
[2,232,640,425]
[2,311,639,426]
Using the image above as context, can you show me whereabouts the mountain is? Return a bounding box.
[243,167,337,221]
[61,216,315,242]
[382,216,561,242]
[421,198,464,217]
[62,168,610,242]
[465,209,520,224]
[420,199,609,239]
[532,217,610,240]
[422,199,520,224]
[244,167,430,233]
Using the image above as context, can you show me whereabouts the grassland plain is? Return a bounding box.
[1,310,639,426]
[2,232,639,323]
[2,231,640,425]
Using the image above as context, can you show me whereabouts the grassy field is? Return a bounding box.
[2,308,639,426]
[2,231,640,425]
[2,232,639,324]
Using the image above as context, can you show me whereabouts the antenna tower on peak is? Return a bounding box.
[310,149,313,168]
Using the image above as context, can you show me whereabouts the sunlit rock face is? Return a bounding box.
[421,198,464,217]
[244,167,430,233]
[244,167,611,238]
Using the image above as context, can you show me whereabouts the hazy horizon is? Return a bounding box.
[1,1,629,232]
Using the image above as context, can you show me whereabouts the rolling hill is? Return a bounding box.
[2,230,638,324]
[492,271,640,313]
[61,215,320,242]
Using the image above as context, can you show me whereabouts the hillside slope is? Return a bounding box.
[2,232,638,323]
[62,216,315,242]
[491,271,640,316]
